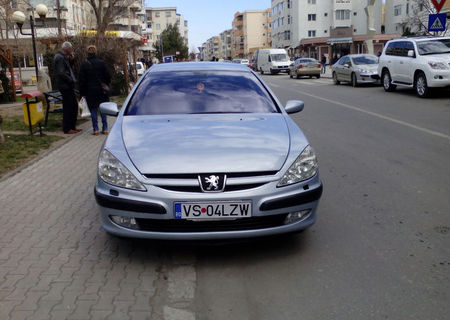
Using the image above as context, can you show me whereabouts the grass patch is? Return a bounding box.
[110,95,128,108]
[2,111,88,132]
[0,134,63,178]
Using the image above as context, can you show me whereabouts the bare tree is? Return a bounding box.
[403,0,449,36]
[85,0,136,35]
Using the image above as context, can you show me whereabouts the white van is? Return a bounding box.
[257,49,291,74]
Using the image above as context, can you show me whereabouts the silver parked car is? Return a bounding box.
[332,54,380,87]
[289,58,321,79]
[95,62,323,240]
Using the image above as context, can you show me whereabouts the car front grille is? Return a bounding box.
[144,171,278,193]
[135,214,288,232]
[157,183,267,193]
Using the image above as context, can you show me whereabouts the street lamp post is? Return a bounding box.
[12,4,48,82]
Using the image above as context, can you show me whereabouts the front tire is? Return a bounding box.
[351,73,358,87]
[415,72,429,98]
[382,70,396,92]
[333,72,340,85]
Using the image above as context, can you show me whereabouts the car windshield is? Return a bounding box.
[126,71,279,115]
[270,54,289,61]
[417,39,450,55]
[352,55,378,65]
[299,59,316,63]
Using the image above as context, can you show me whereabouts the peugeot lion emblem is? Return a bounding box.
[198,174,226,192]
[205,175,220,191]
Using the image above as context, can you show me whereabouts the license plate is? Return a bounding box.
[174,201,252,220]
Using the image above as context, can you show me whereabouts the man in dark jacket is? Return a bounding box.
[78,45,111,135]
[53,42,80,134]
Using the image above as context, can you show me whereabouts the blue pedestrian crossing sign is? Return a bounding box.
[428,13,446,32]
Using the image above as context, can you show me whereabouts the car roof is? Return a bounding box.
[149,62,251,72]
[389,36,450,43]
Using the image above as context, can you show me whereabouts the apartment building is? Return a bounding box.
[202,36,221,61]
[220,29,232,60]
[177,14,189,47]
[385,0,449,35]
[231,10,272,59]
[271,0,388,60]
[143,7,189,50]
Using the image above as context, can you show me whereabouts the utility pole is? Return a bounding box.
[365,0,377,55]
[56,0,61,37]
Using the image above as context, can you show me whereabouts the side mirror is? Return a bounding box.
[100,102,119,117]
[285,100,304,114]
[407,50,415,57]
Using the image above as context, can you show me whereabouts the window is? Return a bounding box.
[394,5,402,16]
[287,0,291,9]
[308,0,316,4]
[156,23,160,30]
[280,17,284,26]
[155,12,160,17]
[126,71,279,115]
[308,30,316,37]
[335,10,350,20]
[324,13,328,17]
[166,11,171,17]
[353,12,357,16]
[288,15,291,24]
[308,14,316,21]
[279,2,284,12]
[406,4,409,14]
[284,30,290,40]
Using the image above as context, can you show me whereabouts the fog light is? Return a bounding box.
[284,209,311,225]
[111,216,139,229]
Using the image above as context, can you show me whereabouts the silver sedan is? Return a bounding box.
[332,54,380,87]
[95,62,322,240]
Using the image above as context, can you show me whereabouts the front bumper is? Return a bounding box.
[427,69,450,88]
[358,72,379,84]
[95,176,323,240]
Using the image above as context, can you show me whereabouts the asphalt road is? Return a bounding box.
[1,74,449,320]
[193,75,450,320]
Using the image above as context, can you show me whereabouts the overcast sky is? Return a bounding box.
[145,0,271,51]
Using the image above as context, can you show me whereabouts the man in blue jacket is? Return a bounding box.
[53,42,81,134]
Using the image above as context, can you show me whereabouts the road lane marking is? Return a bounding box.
[295,90,450,140]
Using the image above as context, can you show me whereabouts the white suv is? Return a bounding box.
[378,37,450,98]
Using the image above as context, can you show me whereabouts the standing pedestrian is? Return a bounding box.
[321,54,327,74]
[53,42,80,134]
[79,45,111,135]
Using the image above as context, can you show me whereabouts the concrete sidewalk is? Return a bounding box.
[0,119,175,319]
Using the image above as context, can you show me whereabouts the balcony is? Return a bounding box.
[130,1,142,10]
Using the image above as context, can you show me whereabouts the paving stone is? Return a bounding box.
[0,124,170,319]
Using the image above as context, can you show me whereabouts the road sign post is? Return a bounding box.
[428,13,446,32]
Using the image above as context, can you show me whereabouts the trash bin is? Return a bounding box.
[23,101,44,126]
[21,91,44,136]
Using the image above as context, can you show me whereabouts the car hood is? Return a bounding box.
[423,53,450,62]
[122,114,290,174]
[355,64,378,71]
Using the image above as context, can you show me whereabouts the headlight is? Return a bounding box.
[278,145,318,187]
[98,149,146,191]
[428,61,448,70]
[358,68,368,73]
